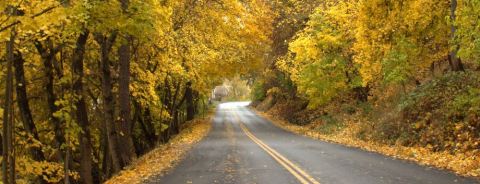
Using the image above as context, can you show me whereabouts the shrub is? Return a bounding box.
[397,72,480,152]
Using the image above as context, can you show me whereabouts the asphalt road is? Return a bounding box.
[146,102,479,184]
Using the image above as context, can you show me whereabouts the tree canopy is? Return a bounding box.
[0,0,271,183]
[1,0,480,183]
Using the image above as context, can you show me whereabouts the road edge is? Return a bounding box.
[251,108,480,180]
[104,113,213,184]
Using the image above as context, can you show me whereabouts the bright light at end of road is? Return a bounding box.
[218,101,251,109]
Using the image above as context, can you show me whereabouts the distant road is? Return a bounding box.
[147,102,478,184]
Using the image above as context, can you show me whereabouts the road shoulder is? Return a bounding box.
[104,115,213,184]
[252,109,480,179]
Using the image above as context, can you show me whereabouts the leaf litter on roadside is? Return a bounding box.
[256,111,480,178]
[105,115,213,184]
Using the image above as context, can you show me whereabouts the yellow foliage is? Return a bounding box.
[354,0,450,85]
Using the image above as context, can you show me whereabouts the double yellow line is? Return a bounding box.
[232,110,320,184]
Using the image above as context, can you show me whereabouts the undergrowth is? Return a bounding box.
[396,72,480,152]
[256,71,480,177]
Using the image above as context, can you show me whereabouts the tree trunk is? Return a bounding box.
[170,83,185,135]
[13,53,45,161]
[117,0,137,165]
[449,0,465,71]
[34,41,66,161]
[353,86,369,102]
[160,80,172,143]
[133,102,156,150]
[171,110,180,135]
[13,53,48,184]
[3,29,15,184]
[117,43,137,165]
[96,34,122,173]
[142,107,156,147]
[72,30,96,184]
[185,82,195,121]
[100,113,111,180]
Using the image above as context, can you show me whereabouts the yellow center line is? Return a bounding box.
[240,123,310,184]
[231,109,320,184]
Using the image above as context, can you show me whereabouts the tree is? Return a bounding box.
[280,0,365,107]
[0,0,269,183]
[354,0,451,86]
[3,26,15,184]
[449,0,465,71]
[455,0,480,66]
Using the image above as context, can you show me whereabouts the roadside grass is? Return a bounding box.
[104,114,213,184]
[255,110,480,178]
[314,114,344,135]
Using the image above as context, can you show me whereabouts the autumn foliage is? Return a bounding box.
[0,0,270,183]
[252,0,480,177]
[1,0,480,182]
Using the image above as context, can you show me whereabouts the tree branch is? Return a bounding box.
[0,5,59,33]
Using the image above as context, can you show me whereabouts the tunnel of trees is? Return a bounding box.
[1,0,480,183]
[0,0,270,183]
